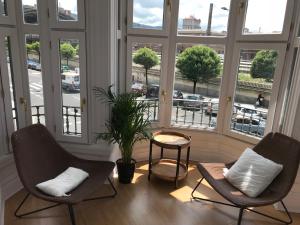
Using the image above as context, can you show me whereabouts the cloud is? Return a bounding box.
[133,2,163,27]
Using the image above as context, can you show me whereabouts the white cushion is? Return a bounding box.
[36,167,89,197]
[224,148,283,198]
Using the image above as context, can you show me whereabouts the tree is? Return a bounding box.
[176,46,221,94]
[250,50,278,82]
[133,47,159,86]
[60,42,76,66]
[26,43,33,58]
[31,42,40,63]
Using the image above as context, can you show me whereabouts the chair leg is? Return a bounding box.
[237,208,244,225]
[83,177,118,202]
[246,200,293,224]
[15,192,61,218]
[68,204,76,225]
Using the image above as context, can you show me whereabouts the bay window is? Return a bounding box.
[125,0,295,143]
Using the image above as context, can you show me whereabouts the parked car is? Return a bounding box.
[61,71,80,92]
[61,64,70,73]
[232,115,265,136]
[27,59,41,71]
[182,94,204,110]
[146,84,159,99]
[131,83,146,96]
[173,90,183,106]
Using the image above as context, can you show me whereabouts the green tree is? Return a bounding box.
[26,43,33,58]
[60,42,76,66]
[31,41,40,63]
[176,46,221,94]
[250,50,278,82]
[75,44,79,55]
[133,47,159,86]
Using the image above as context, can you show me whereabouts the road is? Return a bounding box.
[28,69,80,107]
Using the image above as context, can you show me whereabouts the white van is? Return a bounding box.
[61,71,80,92]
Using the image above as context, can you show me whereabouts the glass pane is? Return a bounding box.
[59,39,81,135]
[132,0,164,30]
[25,34,45,125]
[5,37,18,130]
[178,0,230,36]
[243,0,287,34]
[131,42,162,121]
[172,44,224,128]
[22,0,38,24]
[57,0,78,21]
[231,49,279,138]
[0,0,7,16]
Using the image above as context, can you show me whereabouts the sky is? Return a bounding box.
[133,0,287,33]
[22,0,78,14]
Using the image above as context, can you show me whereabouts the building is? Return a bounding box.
[182,15,201,30]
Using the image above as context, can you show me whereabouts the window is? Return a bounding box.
[22,0,38,24]
[125,0,294,143]
[177,0,230,36]
[130,41,162,121]
[172,43,224,128]
[0,0,7,16]
[57,0,78,21]
[132,0,164,30]
[243,0,287,34]
[51,32,87,142]
[25,34,45,125]
[5,36,18,130]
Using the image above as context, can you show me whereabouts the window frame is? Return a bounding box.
[48,0,85,29]
[0,0,16,25]
[0,28,27,138]
[224,42,287,144]
[235,0,294,42]
[50,31,88,143]
[127,0,171,37]
[126,36,169,127]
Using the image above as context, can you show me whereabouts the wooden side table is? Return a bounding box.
[148,131,191,188]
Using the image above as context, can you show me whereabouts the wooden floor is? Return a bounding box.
[5,163,300,225]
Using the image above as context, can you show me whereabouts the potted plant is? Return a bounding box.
[93,86,151,184]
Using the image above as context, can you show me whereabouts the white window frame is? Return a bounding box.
[127,0,170,37]
[224,43,287,144]
[49,0,85,29]
[235,0,294,42]
[126,36,169,127]
[50,31,88,143]
[0,0,16,25]
[0,28,27,137]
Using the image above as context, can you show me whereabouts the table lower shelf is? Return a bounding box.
[151,159,188,181]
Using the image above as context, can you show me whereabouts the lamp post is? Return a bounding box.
[206,4,229,36]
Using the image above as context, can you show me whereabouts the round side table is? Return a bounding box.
[148,131,191,188]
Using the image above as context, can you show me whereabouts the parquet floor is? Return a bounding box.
[5,163,300,225]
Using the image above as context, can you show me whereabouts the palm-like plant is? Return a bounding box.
[93,86,151,164]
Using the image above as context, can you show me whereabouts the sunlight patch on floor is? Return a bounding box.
[169,185,209,203]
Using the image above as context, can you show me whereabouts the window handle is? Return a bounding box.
[167,0,172,11]
[80,98,86,112]
[227,96,232,103]
[19,97,27,112]
[239,1,246,14]
[161,90,166,102]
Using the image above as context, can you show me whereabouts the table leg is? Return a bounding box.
[175,146,181,188]
[160,147,164,159]
[186,146,190,170]
[148,140,153,181]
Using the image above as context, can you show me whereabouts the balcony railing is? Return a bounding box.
[13,100,265,138]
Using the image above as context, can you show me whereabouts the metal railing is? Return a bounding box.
[136,98,159,122]
[14,101,266,138]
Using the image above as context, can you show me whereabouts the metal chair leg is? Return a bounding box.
[14,192,61,218]
[68,204,76,225]
[83,177,117,201]
[237,208,244,225]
